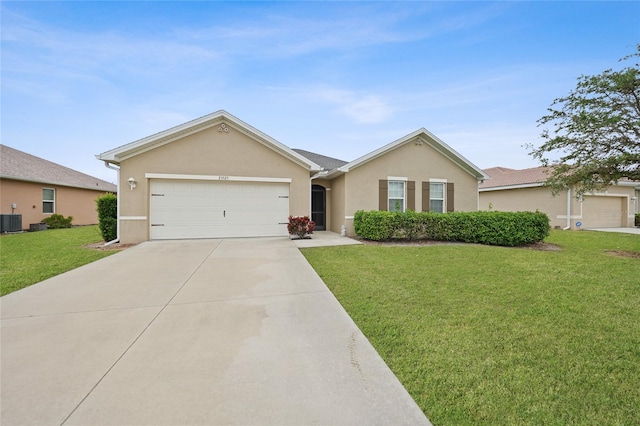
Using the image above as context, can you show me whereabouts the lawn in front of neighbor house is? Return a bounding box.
[0,226,117,296]
[302,230,639,426]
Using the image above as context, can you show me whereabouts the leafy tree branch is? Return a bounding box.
[528,44,640,195]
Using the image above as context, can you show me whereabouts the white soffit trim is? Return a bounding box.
[583,192,630,198]
[479,183,546,192]
[145,173,292,183]
[615,180,640,187]
[338,128,489,181]
[96,110,322,172]
[0,175,115,192]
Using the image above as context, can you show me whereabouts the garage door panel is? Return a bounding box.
[582,196,625,228]
[149,179,290,239]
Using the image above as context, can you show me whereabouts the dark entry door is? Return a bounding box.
[311,184,326,230]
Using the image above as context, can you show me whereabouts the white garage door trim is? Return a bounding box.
[149,176,290,240]
[145,172,291,183]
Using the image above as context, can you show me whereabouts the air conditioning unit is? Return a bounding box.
[0,214,23,233]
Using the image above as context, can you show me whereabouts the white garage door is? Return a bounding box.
[582,196,624,228]
[149,179,290,239]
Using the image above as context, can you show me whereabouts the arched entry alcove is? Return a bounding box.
[311,184,326,230]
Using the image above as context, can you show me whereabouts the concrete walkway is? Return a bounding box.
[587,227,640,235]
[292,230,363,248]
[1,237,430,425]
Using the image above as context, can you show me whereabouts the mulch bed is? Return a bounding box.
[605,250,640,259]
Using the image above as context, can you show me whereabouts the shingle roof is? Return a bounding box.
[292,149,348,171]
[480,166,552,189]
[0,145,117,192]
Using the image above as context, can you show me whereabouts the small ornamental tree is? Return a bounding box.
[96,193,117,242]
[287,216,315,239]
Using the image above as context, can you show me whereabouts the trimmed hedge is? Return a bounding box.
[354,210,550,247]
[96,193,117,242]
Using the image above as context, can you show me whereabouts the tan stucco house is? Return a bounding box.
[0,145,117,231]
[97,110,488,243]
[479,166,640,229]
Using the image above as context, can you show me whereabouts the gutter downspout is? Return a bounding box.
[102,161,120,246]
[563,187,571,230]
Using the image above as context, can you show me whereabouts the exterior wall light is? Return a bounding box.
[127,177,137,190]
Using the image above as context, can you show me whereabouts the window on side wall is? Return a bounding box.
[388,180,405,212]
[43,188,55,214]
[430,182,445,213]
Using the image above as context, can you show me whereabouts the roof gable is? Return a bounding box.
[333,128,488,181]
[0,145,117,192]
[97,110,322,172]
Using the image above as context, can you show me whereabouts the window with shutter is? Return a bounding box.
[380,179,415,212]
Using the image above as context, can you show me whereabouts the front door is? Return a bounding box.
[311,184,326,231]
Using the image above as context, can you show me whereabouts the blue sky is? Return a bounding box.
[2,1,638,183]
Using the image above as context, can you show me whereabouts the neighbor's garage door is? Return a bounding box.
[582,195,624,228]
[149,179,289,239]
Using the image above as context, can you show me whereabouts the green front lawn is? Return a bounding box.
[0,226,117,296]
[302,230,640,425]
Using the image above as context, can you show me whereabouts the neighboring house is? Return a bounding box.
[97,110,488,243]
[479,166,640,229]
[0,145,117,230]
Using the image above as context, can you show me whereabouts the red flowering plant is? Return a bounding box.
[287,216,315,239]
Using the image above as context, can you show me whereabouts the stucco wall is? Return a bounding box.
[340,139,480,235]
[327,174,346,234]
[117,122,311,243]
[480,186,570,228]
[0,178,111,228]
[479,185,637,228]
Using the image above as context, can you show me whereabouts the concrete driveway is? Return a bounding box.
[1,237,430,425]
[588,227,640,235]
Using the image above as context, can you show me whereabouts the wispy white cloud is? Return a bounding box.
[168,2,504,59]
[279,86,393,124]
[1,8,219,79]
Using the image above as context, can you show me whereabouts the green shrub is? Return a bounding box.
[96,193,117,242]
[635,213,640,227]
[41,214,73,229]
[354,210,550,246]
[354,210,395,241]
